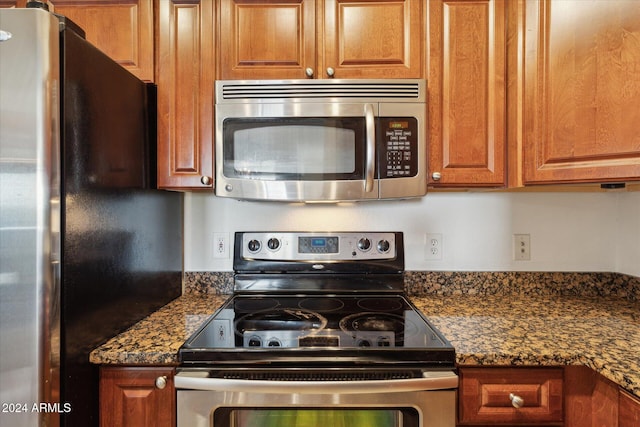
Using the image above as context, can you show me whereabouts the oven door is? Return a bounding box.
[176,371,458,427]
[215,102,379,202]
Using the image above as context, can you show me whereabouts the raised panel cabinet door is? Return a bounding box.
[100,366,175,427]
[522,0,640,184]
[458,367,564,425]
[322,0,424,79]
[620,390,640,427]
[564,365,618,427]
[218,0,316,79]
[156,0,214,189]
[427,0,506,187]
[48,0,154,82]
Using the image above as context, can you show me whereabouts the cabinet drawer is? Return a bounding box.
[458,367,563,425]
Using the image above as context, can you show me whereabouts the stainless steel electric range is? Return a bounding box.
[176,232,457,427]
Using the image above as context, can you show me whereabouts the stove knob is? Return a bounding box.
[267,237,280,251]
[357,339,371,347]
[247,239,261,253]
[357,238,371,251]
[377,239,390,253]
[267,339,281,347]
[377,337,391,347]
[248,337,262,347]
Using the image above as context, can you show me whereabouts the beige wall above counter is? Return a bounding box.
[185,191,640,278]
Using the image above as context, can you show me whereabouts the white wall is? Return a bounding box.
[184,191,640,277]
[615,192,640,276]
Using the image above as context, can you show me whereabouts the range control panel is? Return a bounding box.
[378,117,418,178]
[241,232,396,261]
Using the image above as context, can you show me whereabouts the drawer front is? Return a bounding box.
[459,367,563,425]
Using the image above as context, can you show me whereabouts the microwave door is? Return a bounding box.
[215,103,380,202]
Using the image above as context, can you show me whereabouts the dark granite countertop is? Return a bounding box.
[90,272,640,398]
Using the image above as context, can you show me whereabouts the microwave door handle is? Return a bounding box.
[364,103,375,193]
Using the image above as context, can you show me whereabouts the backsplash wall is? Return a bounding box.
[184,191,640,277]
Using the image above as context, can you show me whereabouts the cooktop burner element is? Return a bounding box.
[179,232,455,368]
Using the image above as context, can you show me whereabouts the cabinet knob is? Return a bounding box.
[200,175,212,186]
[326,67,335,77]
[431,172,442,181]
[155,376,167,390]
[509,393,524,408]
[305,67,314,78]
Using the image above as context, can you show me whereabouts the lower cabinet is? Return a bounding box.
[459,365,640,427]
[620,389,640,427]
[458,367,564,426]
[99,366,175,427]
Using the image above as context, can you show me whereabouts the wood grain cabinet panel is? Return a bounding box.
[322,0,424,79]
[156,0,214,189]
[218,0,315,80]
[522,0,640,184]
[217,0,423,80]
[620,389,640,427]
[99,366,175,427]
[0,1,26,7]
[49,0,154,82]
[427,0,506,187]
[1,1,154,82]
[458,367,563,425]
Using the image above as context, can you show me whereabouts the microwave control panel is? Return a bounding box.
[378,117,418,178]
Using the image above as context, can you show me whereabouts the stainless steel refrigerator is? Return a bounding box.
[0,8,182,427]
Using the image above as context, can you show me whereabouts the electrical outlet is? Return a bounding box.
[424,233,443,261]
[513,234,531,261]
[213,232,229,259]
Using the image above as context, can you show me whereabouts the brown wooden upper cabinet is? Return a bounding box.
[427,0,507,188]
[10,0,155,82]
[156,0,214,189]
[218,0,424,80]
[520,0,640,185]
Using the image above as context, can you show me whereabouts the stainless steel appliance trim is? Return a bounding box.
[216,79,425,102]
[364,103,375,192]
[175,371,458,394]
[0,9,61,427]
[239,232,397,261]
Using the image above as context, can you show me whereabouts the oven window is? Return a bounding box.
[223,118,365,180]
[218,408,415,427]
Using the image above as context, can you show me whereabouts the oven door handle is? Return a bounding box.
[175,371,458,394]
[364,103,375,193]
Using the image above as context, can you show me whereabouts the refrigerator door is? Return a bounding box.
[59,14,182,427]
[0,9,62,427]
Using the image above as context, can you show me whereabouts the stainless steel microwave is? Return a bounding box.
[215,79,427,202]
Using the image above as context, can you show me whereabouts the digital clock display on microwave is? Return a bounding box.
[389,121,409,130]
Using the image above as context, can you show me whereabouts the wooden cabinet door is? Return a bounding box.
[218,0,316,80]
[522,0,640,184]
[100,366,175,427]
[427,0,506,187]
[0,1,26,7]
[322,0,424,79]
[458,367,563,425]
[564,365,618,427]
[48,0,154,82]
[156,0,214,189]
[620,390,640,427]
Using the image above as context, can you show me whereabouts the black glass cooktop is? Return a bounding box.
[179,294,455,368]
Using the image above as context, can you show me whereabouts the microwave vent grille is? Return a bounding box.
[218,80,425,102]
